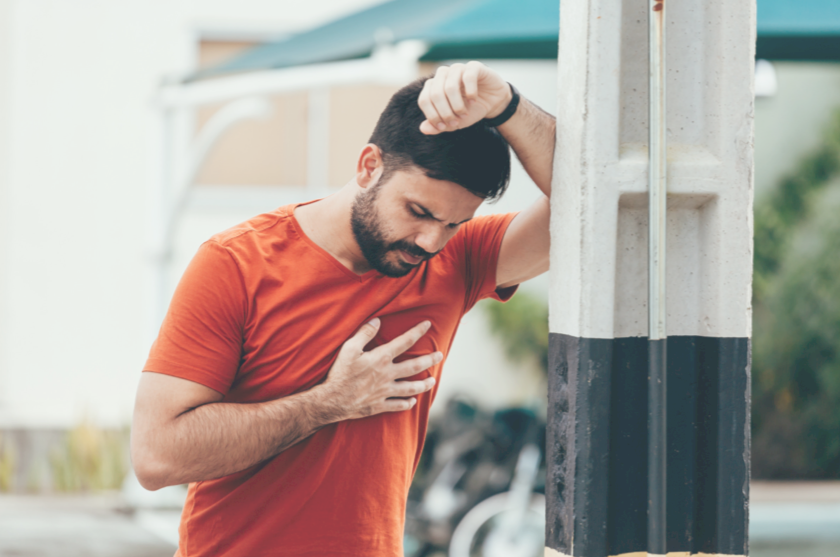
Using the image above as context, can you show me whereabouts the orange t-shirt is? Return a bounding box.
[144,202,518,557]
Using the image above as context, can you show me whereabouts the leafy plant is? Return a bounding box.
[482,291,548,373]
[0,433,16,492]
[753,110,840,299]
[752,109,840,479]
[49,422,129,492]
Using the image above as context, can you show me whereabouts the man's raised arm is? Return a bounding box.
[417,61,555,288]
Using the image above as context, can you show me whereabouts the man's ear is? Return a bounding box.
[356,144,384,190]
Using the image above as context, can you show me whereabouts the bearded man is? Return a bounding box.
[131,61,555,557]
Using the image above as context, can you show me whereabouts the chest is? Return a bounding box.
[224,263,467,402]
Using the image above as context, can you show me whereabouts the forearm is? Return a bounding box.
[497,95,556,197]
[133,320,438,490]
[134,386,336,490]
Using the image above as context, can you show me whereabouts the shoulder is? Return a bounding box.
[444,212,519,255]
[194,204,300,281]
[209,204,294,248]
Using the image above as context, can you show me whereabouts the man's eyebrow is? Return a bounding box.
[414,203,472,226]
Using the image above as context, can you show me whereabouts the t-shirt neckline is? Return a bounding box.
[287,200,383,284]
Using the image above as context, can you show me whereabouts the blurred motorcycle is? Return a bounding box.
[404,398,546,557]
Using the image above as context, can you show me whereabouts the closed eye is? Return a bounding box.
[409,207,433,220]
[408,203,469,228]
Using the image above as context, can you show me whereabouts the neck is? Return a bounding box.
[294,182,372,275]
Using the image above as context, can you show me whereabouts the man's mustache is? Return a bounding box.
[389,241,438,260]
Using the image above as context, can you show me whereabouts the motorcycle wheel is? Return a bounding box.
[448,492,545,557]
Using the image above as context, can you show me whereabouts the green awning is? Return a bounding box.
[757,0,840,61]
[191,0,840,81]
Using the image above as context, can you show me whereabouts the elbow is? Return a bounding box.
[132,455,169,492]
[131,437,175,491]
[133,462,167,492]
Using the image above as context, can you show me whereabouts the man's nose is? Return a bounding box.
[414,225,447,254]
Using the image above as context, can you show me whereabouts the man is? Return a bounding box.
[131,61,555,556]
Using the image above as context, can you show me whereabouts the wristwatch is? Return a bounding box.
[483,83,521,127]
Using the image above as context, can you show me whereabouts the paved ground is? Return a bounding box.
[752,540,840,557]
[0,495,176,557]
[1,483,839,556]
[751,480,840,557]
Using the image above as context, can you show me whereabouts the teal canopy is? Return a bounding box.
[192,0,840,81]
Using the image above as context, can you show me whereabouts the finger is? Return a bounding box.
[370,320,431,361]
[345,317,381,352]
[419,119,441,135]
[463,61,481,103]
[429,66,457,130]
[444,63,468,118]
[390,377,437,397]
[390,352,443,379]
[380,397,417,413]
[418,77,445,133]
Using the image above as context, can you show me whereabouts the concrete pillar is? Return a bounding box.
[546,0,754,555]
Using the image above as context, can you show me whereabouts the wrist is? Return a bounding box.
[483,83,520,127]
[300,384,345,426]
[486,83,514,119]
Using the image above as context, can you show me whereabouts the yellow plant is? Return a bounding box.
[0,433,16,492]
[50,421,128,492]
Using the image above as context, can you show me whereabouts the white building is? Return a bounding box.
[0,0,553,433]
[1,0,838,434]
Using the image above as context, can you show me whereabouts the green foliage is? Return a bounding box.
[482,291,548,372]
[753,111,840,299]
[49,422,129,492]
[752,109,840,479]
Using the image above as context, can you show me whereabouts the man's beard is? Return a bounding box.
[350,186,436,278]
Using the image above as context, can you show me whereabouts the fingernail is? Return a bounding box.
[428,377,436,386]
[449,119,459,127]
[368,317,380,327]
[436,122,447,131]
[434,352,443,363]
[423,320,432,329]
[410,398,417,406]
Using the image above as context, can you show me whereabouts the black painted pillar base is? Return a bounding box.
[546,333,750,557]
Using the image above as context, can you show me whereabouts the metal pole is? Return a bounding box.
[648,0,667,554]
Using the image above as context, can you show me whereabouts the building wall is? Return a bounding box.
[0,0,15,414]
[197,40,259,69]
[0,0,552,429]
[754,62,840,202]
[194,93,311,186]
[192,84,401,188]
[328,84,401,187]
[0,0,385,428]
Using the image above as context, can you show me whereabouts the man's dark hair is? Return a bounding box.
[368,77,511,202]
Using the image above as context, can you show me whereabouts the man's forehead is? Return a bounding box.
[404,190,481,223]
[389,169,483,220]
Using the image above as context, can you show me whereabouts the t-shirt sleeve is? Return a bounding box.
[143,240,246,395]
[453,212,520,313]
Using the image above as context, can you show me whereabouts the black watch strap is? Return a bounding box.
[483,83,520,127]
